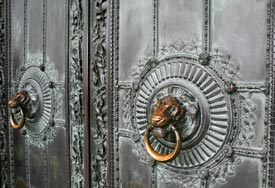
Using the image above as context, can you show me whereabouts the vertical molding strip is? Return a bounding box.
[111,0,120,187]
[202,0,210,53]
[110,0,116,187]
[265,0,275,187]
[24,139,30,187]
[83,0,90,187]
[69,0,85,187]
[42,0,47,66]
[23,0,29,186]
[111,0,120,186]
[42,0,48,186]
[90,0,108,187]
[0,0,10,187]
[23,0,27,65]
[108,5,113,186]
[269,1,275,187]
[65,0,71,187]
[153,0,158,57]
[152,0,158,186]
[7,0,12,186]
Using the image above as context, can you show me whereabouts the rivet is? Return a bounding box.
[20,66,26,72]
[39,64,45,72]
[198,53,210,66]
[48,81,55,88]
[225,81,236,94]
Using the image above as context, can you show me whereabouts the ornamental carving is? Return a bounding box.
[11,54,58,148]
[0,0,9,186]
[91,0,108,187]
[134,58,232,168]
[236,93,257,147]
[70,0,85,186]
[158,168,200,188]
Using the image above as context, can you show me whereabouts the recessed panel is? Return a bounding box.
[211,0,267,82]
[27,0,43,57]
[11,0,24,76]
[119,0,153,81]
[159,0,203,52]
[46,0,67,81]
[119,137,153,188]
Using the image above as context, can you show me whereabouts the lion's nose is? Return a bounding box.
[151,116,161,122]
[151,116,165,126]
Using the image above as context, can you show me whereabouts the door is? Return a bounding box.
[9,0,70,187]
[1,0,275,188]
[0,0,87,187]
[89,0,275,188]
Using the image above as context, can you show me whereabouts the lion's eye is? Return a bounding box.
[166,106,177,116]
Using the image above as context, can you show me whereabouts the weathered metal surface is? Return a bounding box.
[0,0,10,187]
[1,0,274,188]
[89,0,275,187]
[90,0,108,187]
[5,0,73,187]
[69,0,85,187]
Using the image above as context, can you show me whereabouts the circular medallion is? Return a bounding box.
[18,66,53,135]
[134,57,232,169]
[12,54,58,148]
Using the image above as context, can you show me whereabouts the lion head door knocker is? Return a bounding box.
[144,92,199,162]
[135,58,232,167]
[8,54,60,147]
[8,91,29,129]
[8,84,41,129]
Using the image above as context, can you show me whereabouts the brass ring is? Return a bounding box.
[9,107,25,129]
[144,125,182,162]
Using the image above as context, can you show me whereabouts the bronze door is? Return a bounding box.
[2,0,74,187]
[1,0,87,187]
[89,0,275,188]
[1,0,275,188]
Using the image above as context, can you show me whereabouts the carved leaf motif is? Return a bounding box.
[158,169,200,188]
[210,50,240,81]
[209,158,241,185]
[236,93,257,147]
[131,59,147,80]
[91,0,108,187]
[158,39,201,57]
[70,0,85,187]
[132,141,152,165]
[122,89,133,131]
[0,0,9,186]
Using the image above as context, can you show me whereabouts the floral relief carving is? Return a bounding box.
[210,49,240,82]
[209,157,241,185]
[70,0,85,187]
[158,169,200,188]
[122,89,133,131]
[0,0,9,186]
[236,93,257,147]
[91,0,108,187]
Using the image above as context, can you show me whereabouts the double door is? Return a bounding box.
[2,0,275,188]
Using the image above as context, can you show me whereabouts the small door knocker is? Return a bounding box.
[8,89,38,129]
[144,95,186,162]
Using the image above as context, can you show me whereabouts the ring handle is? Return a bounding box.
[8,91,30,129]
[9,107,25,129]
[144,125,182,162]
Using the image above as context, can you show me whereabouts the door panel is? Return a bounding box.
[119,0,154,81]
[9,0,70,187]
[211,0,267,82]
[158,0,203,51]
[90,0,275,188]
